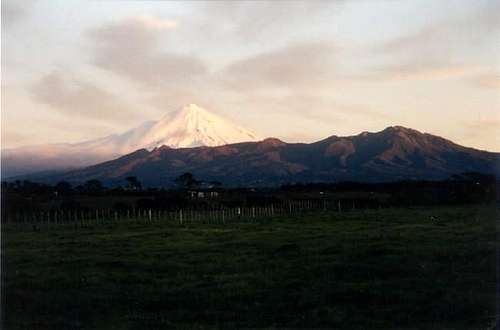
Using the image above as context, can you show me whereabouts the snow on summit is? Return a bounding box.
[84,103,260,154]
[140,104,260,149]
[2,104,261,177]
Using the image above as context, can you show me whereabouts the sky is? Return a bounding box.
[1,0,499,151]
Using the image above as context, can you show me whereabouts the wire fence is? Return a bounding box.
[2,199,384,229]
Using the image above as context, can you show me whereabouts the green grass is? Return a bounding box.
[2,205,498,329]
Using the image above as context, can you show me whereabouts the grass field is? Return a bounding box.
[2,205,498,329]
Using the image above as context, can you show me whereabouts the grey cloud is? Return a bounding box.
[1,0,35,28]
[220,42,338,91]
[133,40,343,113]
[144,39,384,123]
[379,2,499,56]
[197,1,341,41]
[170,1,345,58]
[359,62,486,82]
[87,17,206,87]
[363,2,500,82]
[30,71,138,122]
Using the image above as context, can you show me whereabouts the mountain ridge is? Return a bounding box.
[28,125,500,187]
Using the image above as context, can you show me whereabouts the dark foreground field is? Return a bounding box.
[2,206,498,329]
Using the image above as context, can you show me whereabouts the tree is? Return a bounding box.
[55,181,73,196]
[125,176,142,191]
[83,179,104,194]
[174,172,200,189]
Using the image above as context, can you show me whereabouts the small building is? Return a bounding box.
[188,190,219,199]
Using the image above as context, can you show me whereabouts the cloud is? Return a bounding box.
[220,42,338,92]
[30,71,138,121]
[138,40,345,114]
[131,15,177,31]
[1,0,35,28]
[196,1,341,42]
[87,15,206,87]
[362,62,487,81]
[378,2,499,56]
[362,2,500,83]
[141,38,390,127]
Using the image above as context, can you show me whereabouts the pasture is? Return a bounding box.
[2,205,498,329]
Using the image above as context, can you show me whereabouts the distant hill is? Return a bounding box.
[1,104,260,177]
[29,126,499,187]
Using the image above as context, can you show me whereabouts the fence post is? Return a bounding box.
[179,210,183,225]
[148,209,152,223]
[43,211,48,230]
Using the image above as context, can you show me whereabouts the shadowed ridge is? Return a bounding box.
[20,126,500,186]
[108,148,150,162]
[259,137,287,147]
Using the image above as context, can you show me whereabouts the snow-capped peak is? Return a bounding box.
[2,104,261,177]
[139,103,260,149]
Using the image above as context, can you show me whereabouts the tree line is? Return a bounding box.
[1,171,497,216]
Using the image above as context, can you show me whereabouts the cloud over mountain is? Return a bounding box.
[30,71,137,121]
[2,1,499,152]
[87,15,206,87]
[220,43,339,92]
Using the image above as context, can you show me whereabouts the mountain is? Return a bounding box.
[34,126,500,186]
[1,104,260,177]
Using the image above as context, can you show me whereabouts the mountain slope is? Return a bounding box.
[1,104,260,177]
[139,104,259,149]
[39,126,500,186]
